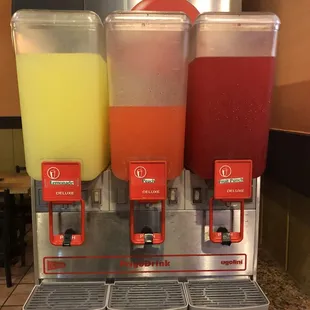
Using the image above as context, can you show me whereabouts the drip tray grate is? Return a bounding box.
[185,279,269,310]
[24,282,108,310]
[108,280,188,310]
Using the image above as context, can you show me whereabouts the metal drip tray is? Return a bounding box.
[185,279,269,310]
[108,280,188,310]
[23,282,108,310]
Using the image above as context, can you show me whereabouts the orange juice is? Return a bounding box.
[109,105,186,180]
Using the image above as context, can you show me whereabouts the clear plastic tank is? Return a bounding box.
[11,10,110,181]
[106,12,190,181]
[185,13,280,179]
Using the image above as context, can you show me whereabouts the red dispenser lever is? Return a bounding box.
[130,200,165,244]
[129,161,167,245]
[48,200,85,246]
[209,198,244,243]
[209,160,253,244]
[42,162,85,246]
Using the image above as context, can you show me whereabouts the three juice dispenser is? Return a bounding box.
[11,10,109,246]
[185,12,280,180]
[106,11,190,244]
[185,13,280,245]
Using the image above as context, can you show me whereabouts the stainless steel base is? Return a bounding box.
[27,170,267,309]
[23,279,269,310]
[35,210,256,279]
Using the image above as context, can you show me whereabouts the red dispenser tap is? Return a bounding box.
[129,161,167,245]
[209,160,252,245]
[42,162,85,246]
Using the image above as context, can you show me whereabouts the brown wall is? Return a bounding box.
[262,175,310,295]
[0,0,20,117]
[244,0,310,134]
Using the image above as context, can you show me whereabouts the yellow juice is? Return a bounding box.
[16,53,110,181]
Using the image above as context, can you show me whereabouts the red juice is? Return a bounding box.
[185,57,276,179]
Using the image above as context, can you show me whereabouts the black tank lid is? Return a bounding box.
[11,0,84,16]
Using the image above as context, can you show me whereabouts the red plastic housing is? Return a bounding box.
[42,162,81,202]
[214,160,252,200]
[129,161,167,201]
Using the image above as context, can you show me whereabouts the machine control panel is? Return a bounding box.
[185,170,256,211]
[110,170,185,211]
[185,170,208,210]
[168,188,178,205]
[35,172,109,212]
[34,169,256,212]
[35,169,186,212]
[92,189,101,204]
[214,160,253,200]
[41,162,82,202]
[192,187,203,203]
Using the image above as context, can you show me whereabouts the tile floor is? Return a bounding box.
[0,227,34,310]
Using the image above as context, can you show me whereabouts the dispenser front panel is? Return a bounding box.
[35,210,256,278]
[33,170,259,280]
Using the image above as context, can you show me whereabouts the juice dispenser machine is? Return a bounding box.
[11,7,280,310]
[184,12,280,309]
